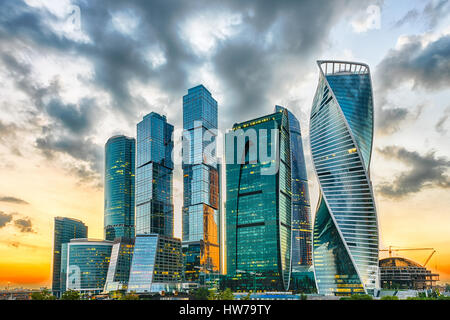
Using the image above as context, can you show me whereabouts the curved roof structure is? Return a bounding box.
[379,257,423,268]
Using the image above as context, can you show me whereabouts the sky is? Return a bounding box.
[0,0,449,289]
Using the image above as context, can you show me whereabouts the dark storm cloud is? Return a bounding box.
[0,196,29,205]
[0,50,101,184]
[211,0,377,123]
[377,146,450,199]
[376,34,450,93]
[376,107,409,134]
[0,211,13,228]
[0,0,377,183]
[374,33,450,134]
[45,98,97,135]
[14,218,34,233]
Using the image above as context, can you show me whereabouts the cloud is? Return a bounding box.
[394,0,450,29]
[376,107,409,135]
[376,34,450,93]
[0,196,29,205]
[0,0,379,187]
[377,146,450,199]
[435,107,450,134]
[394,9,420,28]
[0,211,13,228]
[14,218,34,233]
[374,33,450,134]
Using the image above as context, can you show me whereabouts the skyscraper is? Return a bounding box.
[103,237,135,293]
[104,135,136,241]
[127,112,181,293]
[135,112,174,236]
[182,85,220,281]
[275,106,312,272]
[52,217,88,297]
[224,106,299,291]
[310,60,379,296]
[61,238,113,295]
[127,234,182,293]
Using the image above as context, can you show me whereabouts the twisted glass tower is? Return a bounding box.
[310,61,379,296]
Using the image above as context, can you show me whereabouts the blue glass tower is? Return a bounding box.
[182,85,220,281]
[275,106,312,272]
[104,135,135,241]
[52,217,88,297]
[224,107,297,291]
[310,61,379,296]
[135,112,174,237]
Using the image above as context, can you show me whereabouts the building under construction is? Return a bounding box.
[379,257,439,290]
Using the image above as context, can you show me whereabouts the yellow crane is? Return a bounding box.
[380,246,436,267]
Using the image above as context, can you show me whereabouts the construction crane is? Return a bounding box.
[380,246,436,267]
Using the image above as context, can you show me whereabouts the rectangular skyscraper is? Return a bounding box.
[135,112,174,236]
[127,112,182,293]
[224,107,301,292]
[104,135,136,241]
[52,217,88,297]
[182,85,220,281]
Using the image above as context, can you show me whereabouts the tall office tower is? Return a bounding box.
[127,234,183,293]
[103,237,135,293]
[310,61,379,296]
[61,238,113,295]
[275,106,312,272]
[52,217,88,297]
[225,106,299,291]
[182,85,220,281]
[135,112,174,236]
[104,135,136,241]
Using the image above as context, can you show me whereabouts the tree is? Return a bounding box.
[341,294,373,300]
[445,284,450,292]
[119,292,139,300]
[240,292,251,300]
[208,288,235,300]
[218,288,235,300]
[381,295,398,300]
[193,287,210,300]
[31,289,56,300]
[61,289,80,300]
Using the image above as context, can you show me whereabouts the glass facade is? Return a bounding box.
[51,217,88,297]
[104,136,135,241]
[275,106,312,275]
[182,85,220,281]
[103,237,135,293]
[224,107,294,291]
[127,234,182,293]
[61,239,113,295]
[310,61,379,296]
[136,112,174,237]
